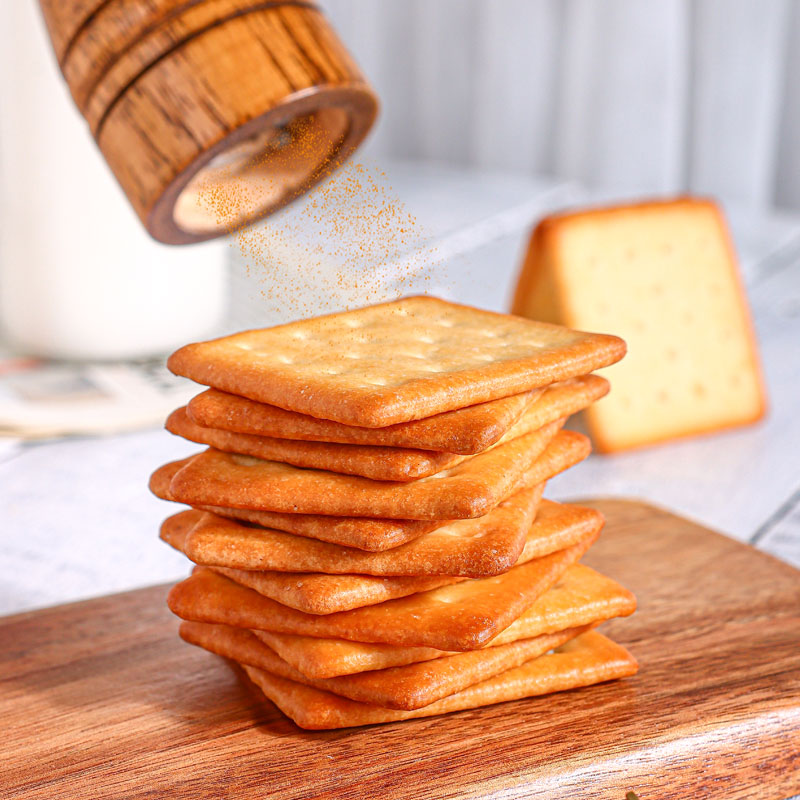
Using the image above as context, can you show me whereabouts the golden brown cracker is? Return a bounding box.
[158,507,199,547]
[167,529,597,651]
[162,422,579,520]
[167,407,461,481]
[215,569,461,615]
[161,492,606,579]
[241,631,638,728]
[152,428,590,548]
[187,387,542,455]
[150,459,440,551]
[159,514,461,613]
[167,296,625,427]
[188,375,607,456]
[180,620,587,710]
[253,565,637,677]
[166,390,553,481]
[174,496,532,576]
[513,499,603,565]
[160,485,542,576]
[168,377,605,481]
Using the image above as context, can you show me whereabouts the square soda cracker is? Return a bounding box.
[187,387,543,455]
[149,459,439,551]
[163,420,572,520]
[159,483,542,577]
[166,528,598,651]
[179,620,588,710]
[169,376,608,481]
[160,516,462,614]
[215,568,461,616]
[186,375,608,455]
[512,198,765,452]
[254,564,637,677]
[167,406,459,482]
[160,492,606,579]
[151,430,588,555]
[165,387,548,482]
[241,631,639,729]
[167,296,625,427]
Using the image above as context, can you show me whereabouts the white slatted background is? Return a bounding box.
[323,0,800,212]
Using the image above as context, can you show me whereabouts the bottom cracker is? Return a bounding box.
[242,631,638,729]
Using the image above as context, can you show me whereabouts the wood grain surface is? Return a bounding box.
[96,2,376,243]
[2,499,799,799]
[83,1,322,132]
[39,0,107,62]
[63,0,254,110]
[38,0,377,244]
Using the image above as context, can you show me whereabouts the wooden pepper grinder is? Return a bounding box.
[39,0,378,244]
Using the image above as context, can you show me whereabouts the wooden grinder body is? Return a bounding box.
[39,0,378,244]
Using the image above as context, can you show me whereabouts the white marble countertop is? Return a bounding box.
[1,161,799,616]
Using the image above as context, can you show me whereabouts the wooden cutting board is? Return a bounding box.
[2,499,799,799]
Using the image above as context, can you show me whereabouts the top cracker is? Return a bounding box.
[168,297,625,427]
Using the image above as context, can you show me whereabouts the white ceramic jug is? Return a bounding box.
[0,2,227,361]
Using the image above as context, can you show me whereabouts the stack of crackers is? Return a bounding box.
[151,297,638,729]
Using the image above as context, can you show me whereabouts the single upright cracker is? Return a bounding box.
[180,621,587,710]
[168,296,625,427]
[254,564,637,677]
[241,631,639,729]
[187,387,543,455]
[167,529,597,651]
[163,421,576,520]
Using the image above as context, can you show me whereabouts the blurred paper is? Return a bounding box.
[0,357,196,439]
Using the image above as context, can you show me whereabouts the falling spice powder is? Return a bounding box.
[194,118,448,322]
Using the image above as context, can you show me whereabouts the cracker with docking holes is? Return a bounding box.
[180,621,587,710]
[153,430,588,554]
[167,530,597,651]
[253,564,637,677]
[167,296,625,427]
[186,375,608,455]
[252,564,636,678]
[512,198,765,451]
[152,431,590,548]
[166,392,545,482]
[160,510,463,613]
[160,420,574,520]
[168,406,461,482]
[241,631,638,729]
[159,484,542,576]
[216,569,461,616]
[160,515,461,612]
[169,376,607,481]
[150,459,439,551]
[159,493,607,579]
[187,387,543,455]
